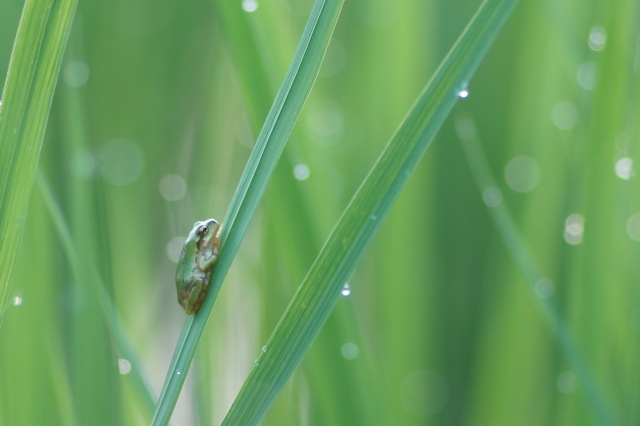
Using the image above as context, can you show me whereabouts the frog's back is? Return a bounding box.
[175,241,197,285]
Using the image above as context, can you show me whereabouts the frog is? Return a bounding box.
[175,218,222,314]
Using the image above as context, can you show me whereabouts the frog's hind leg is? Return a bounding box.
[191,280,209,314]
[182,278,203,315]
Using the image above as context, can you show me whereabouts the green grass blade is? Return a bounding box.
[456,116,619,425]
[151,1,345,424]
[36,172,157,421]
[220,0,520,424]
[0,0,77,325]
[213,7,386,424]
[213,1,323,268]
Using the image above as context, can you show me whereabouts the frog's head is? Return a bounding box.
[195,218,221,248]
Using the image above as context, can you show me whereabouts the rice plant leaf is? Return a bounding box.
[213,0,322,266]
[220,0,520,424]
[457,116,619,425]
[0,0,78,325]
[151,0,345,424]
[37,172,157,422]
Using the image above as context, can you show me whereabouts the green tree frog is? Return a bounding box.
[175,219,222,314]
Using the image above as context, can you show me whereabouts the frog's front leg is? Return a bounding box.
[198,243,220,270]
[181,278,203,315]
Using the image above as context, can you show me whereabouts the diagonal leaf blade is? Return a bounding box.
[457,117,619,425]
[221,0,520,424]
[0,0,78,325]
[151,0,345,424]
[37,172,157,422]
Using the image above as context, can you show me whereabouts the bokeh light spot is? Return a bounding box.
[69,149,98,180]
[341,343,359,360]
[482,187,503,207]
[564,214,585,245]
[294,164,310,180]
[588,26,606,51]
[505,156,541,193]
[159,174,187,201]
[166,236,186,263]
[615,157,633,180]
[626,213,640,241]
[63,60,90,87]
[577,61,597,90]
[100,139,144,186]
[551,101,579,130]
[242,0,258,12]
[118,359,132,375]
[341,283,351,296]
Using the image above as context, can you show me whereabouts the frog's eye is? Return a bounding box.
[198,226,209,237]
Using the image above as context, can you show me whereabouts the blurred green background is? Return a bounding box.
[0,0,637,424]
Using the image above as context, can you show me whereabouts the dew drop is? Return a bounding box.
[13,296,22,306]
[615,157,633,180]
[588,26,606,51]
[341,284,351,296]
[294,164,310,180]
[242,0,258,12]
[626,213,640,241]
[176,371,181,375]
[254,359,260,367]
[118,358,132,375]
[564,214,585,245]
[262,346,267,353]
[458,88,469,98]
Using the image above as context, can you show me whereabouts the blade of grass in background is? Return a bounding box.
[152,1,345,424]
[221,0,521,424]
[37,172,157,422]
[455,115,618,425]
[212,5,385,424]
[214,1,321,263]
[59,24,124,425]
[0,0,78,325]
